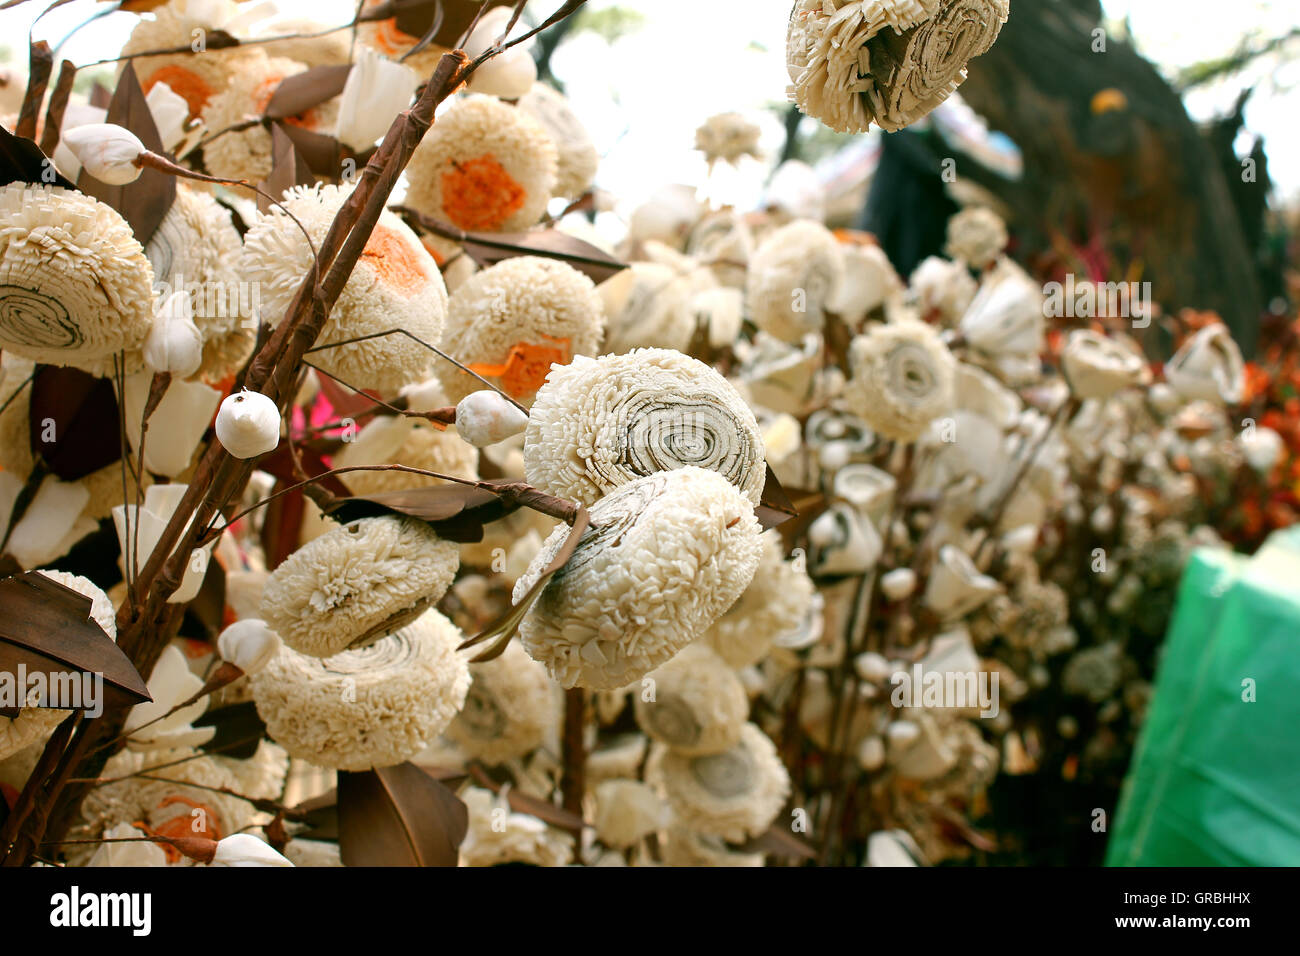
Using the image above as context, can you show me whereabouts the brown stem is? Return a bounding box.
[560,687,586,837]
[37,59,76,156]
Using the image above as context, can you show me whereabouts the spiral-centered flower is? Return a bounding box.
[653,722,791,842]
[525,349,766,508]
[787,0,1009,133]
[704,531,816,667]
[844,319,956,441]
[445,642,560,765]
[251,610,470,771]
[0,184,154,375]
[513,468,764,690]
[634,644,747,756]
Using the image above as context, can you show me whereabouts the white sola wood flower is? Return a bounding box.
[0,184,155,376]
[334,48,419,152]
[444,641,561,765]
[786,0,1009,133]
[746,219,845,342]
[61,123,145,184]
[260,515,459,658]
[251,610,469,771]
[634,644,748,756]
[513,468,764,690]
[524,348,767,508]
[843,319,956,441]
[651,722,791,843]
[241,183,448,394]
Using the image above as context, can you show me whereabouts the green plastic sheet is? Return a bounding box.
[1106,526,1300,866]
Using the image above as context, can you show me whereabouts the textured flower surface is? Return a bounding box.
[261,515,459,658]
[406,95,557,233]
[844,319,956,441]
[251,610,469,771]
[525,348,766,508]
[786,0,1009,133]
[514,468,764,690]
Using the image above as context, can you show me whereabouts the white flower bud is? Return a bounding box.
[143,290,203,378]
[879,567,917,602]
[215,389,281,459]
[455,390,528,448]
[464,7,537,99]
[854,651,892,683]
[217,618,281,675]
[61,123,145,186]
[209,834,294,867]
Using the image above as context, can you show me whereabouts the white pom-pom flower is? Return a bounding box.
[261,515,460,658]
[242,183,448,395]
[945,206,1008,270]
[251,610,470,771]
[524,348,766,508]
[405,94,557,233]
[513,468,764,690]
[843,319,956,441]
[746,220,845,342]
[517,84,599,200]
[437,255,604,405]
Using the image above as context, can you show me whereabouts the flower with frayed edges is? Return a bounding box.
[517,84,600,200]
[704,531,817,668]
[251,610,470,771]
[0,184,155,376]
[458,786,573,867]
[786,0,1008,133]
[945,206,1008,270]
[695,112,763,167]
[200,50,340,183]
[514,468,764,690]
[445,641,561,765]
[260,515,459,659]
[651,722,791,843]
[843,319,956,441]
[241,182,448,395]
[524,348,767,508]
[746,219,846,342]
[634,644,748,756]
[405,94,557,233]
[437,255,604,405]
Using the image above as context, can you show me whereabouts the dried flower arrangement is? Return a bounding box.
[0,0,1269,870]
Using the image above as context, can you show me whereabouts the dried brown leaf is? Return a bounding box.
[338,762,468,867]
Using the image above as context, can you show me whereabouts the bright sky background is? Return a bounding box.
[2,0,1297,208]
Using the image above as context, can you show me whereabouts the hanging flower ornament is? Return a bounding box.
[524,348,767,508]
[512,468,764,690]
[786,0,1010,133]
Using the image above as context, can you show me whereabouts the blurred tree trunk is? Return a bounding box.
[958,0,1264,353]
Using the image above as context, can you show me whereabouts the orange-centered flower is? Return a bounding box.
[145,66,213,119]
[362,225,430,296]
[440,154,527,231]
[469,334,571,398]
